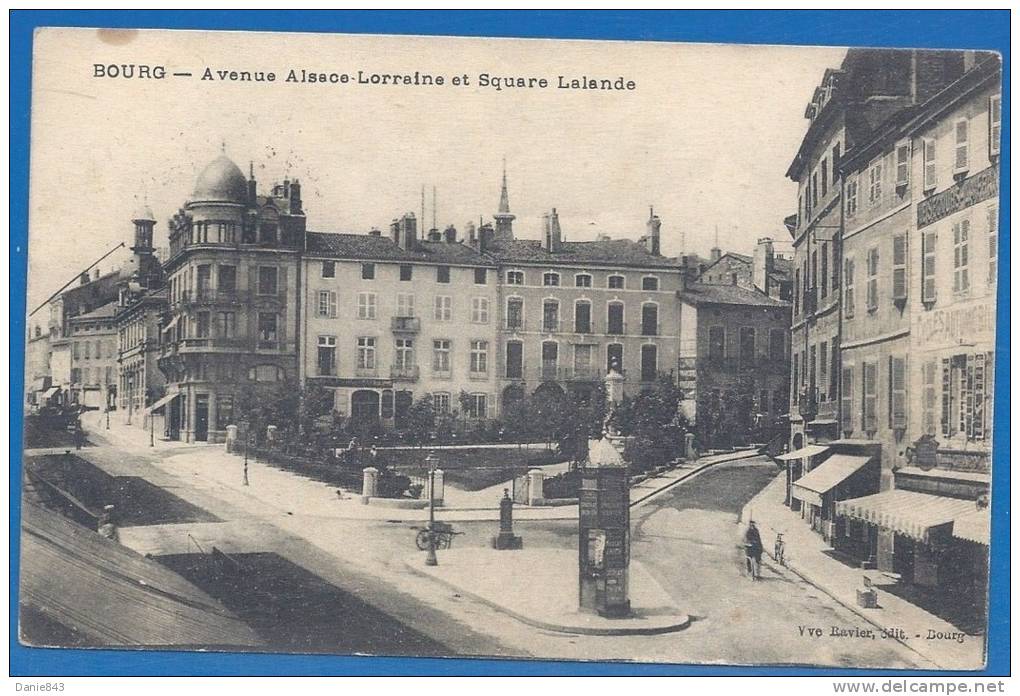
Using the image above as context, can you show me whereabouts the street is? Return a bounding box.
[24,421,924,667]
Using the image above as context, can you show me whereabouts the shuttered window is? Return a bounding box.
[841,367,854,434]
[921,230,937,303]
[988,95,1001,158]
[866,248,879,312]
[889,356,907,429]
[844,259,855,318]
[922,361,937,436]
[954,118,969,174]
[952,219,970,294]
[922,138,937,192]
[895,140,910,188]
[988,205,998,285]
[892,234,907,301]
[862,362,877,433]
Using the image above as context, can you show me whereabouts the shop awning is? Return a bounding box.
[162,315,180,333]
[145,390,180,414]
[952,508,990,545]
[836,490,976,544]
[776,444,829,462]
[41,386,61,399]
[791,454,873,507]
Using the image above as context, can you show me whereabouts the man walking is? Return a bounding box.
[744,520,764,580]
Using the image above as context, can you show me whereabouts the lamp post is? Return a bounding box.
[425,449,439,566]
[243,421,250,486]
[149,404,155,447]
[126,374,134,425]
[105,406,110,430]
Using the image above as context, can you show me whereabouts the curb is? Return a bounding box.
[403,558,690,636]
[629,449,760,509]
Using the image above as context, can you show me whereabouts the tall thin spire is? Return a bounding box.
[498,157,511,214]
[494,158,515,242]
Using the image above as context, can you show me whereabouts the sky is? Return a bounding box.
[26,27,846,319]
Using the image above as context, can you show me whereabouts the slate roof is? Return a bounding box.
[484,238,679,269]
[70,300,120,322]
[306,231,493,266]
[682,282,791,308]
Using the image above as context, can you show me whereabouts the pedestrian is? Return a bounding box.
[744,520,764,580]
[74,418,85,450]
[97,505,120,543]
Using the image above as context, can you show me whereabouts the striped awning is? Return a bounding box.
[144,389,180,415]
[792,454,873,507]
[776,444,829,462]
[952,508,990,545]
[836,490,976,544]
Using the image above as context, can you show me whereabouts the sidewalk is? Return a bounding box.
[741,476,984,670]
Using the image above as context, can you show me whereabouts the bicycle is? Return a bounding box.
[774,532,786,567]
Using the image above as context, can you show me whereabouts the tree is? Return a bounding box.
[696,382,755,449]
[404,394,436,444]
[619,374,689,473]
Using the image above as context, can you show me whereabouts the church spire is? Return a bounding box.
[494,158,515,242]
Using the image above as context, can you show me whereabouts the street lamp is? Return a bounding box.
[425,449,439,566]
[105,406,110,430]
[243,421,250,486]
[126,375,134,425]
[149,405,155,447]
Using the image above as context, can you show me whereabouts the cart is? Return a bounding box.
[413,520,458,550]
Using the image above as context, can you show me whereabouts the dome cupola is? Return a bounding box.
[192,154,248,204]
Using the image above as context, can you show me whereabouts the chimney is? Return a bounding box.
[80,272,90,286]
[94,268,101,281]
[398,213,417,250]
[544,208,562,252]
[390,219,401,244]
[369,227,382,237]
[289,178,302,214]
[465,220,477,244]
[752,237,775,295]
[443,225,457,243]
[646,207,662,256]
[427,228,442,242]
[477,223,494,253]
[710,246,722,263]
[247,162,257,206]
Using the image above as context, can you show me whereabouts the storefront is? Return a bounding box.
[790,452,878,543]
[776,444,829,511]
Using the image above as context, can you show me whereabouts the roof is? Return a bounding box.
[192,155,248,204]
[484,238,679,269]
[776,444,830,461]
[306,231,493,266]
[952,508,989,545]
[792,454,873,497]
[19,502,260,648]
[682,283,791,308]
[70,300,119,322]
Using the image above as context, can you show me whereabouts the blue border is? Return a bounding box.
[9,9,1009,677]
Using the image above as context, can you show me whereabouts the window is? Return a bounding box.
[543,272,560,287]
[889,355,907,429]
[357,292,377,319]
[361,263,375,280]
[573,344,593,375]
[739,327,756,365]
[792,353,799,405]
[642,276,659,291]
[436,266,451,283]
[769,329,785,362]
[433,392,451,415]
[606,344,623,373]
[641,303,658,336]
[919,230,938,304]
[322,261,336,278]
[506,298,523,330]
[708,326,725,362]
[988,205,998,285]
[317,336,337,376]
[607,302,624,335]
[217,311,236,338]
[821,158,828,197]
[989,94,1001,158]
[922,138,937,192]
[818,341,828,401]
[541,342,558,378]
[608,275,625,289]
[574,301,592,333]
[259,223,277,245]
[432,340,451,373]
[357,337,376,369]
[317,290,338,318]
[505,341,523,379]
[846,177,858,216]
[866,248,879,312]
[399,264,413,281]
[954,118,969,174]
[841,367,854,434]
[832,143,841,184]
[506,270,524,285]
[868,163,882,206]
[575,274,592,288]
[543,300,559,332]
[467,393,488,419]
[397,293,415,318]
[257,313,278,348]
[794,268,800,315]
[258,266,278,295]
[942,354,991,441]
[953,219,970,294]
[922,361,937,436]
[395,338,415,370]
[891,234,907,301]
[820,242,829,299]
[811,171,818,208]
[218,265,236,293]
[862,362,877,433]
[471,297,489,324]
[434,295,452,321]
[196,311,211,338]
[474,268,487,285]
[829,337,839,398]
[196,264,212,295]
[894,140,910,188]
[640,345,657,381]
[250,365,282,382]
[94,340,102,359]
[470,340,488,374]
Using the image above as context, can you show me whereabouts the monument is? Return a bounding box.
[492,488,523,550]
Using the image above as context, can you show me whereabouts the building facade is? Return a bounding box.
[67,301,119,410]
[698,238,794,301]
[116,288,168,426]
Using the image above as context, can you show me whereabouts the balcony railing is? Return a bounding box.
[354,366,379,378]
[573,321,595,335]
[390,364,420,381]
[541,319,560,333]
[391,316,421,333]
[175,289,252,307]
[505,317,526,331]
